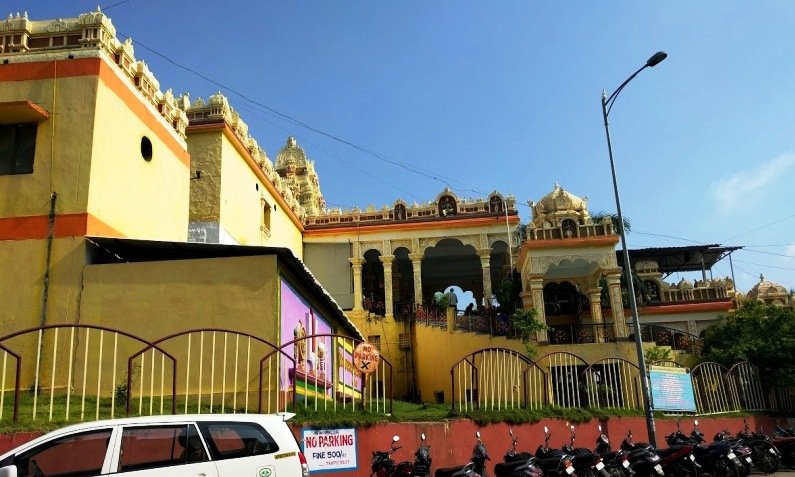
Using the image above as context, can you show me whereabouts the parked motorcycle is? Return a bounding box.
[535,426,576,477]
[619,430,664,477]
[494,429,544,477]
[771,423,795,470]
[713,430,753,476]
[592,425,631,477]
[435,432,488,477]
[676,420,743,477]
[735,420,779,474]
[371,436,407,477]
[414,433,433,477]
[658,423,699,477]
[561,425,615,477]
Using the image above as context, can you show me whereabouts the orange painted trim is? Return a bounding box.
[0,100,49,123]
[86,214,125,238]
[303,215,520,237]
[186,122,304,231]
[638,300,733,315]
[521,235,619,249]
[96,61,190,168]
[0,58,101,81]
[0,213,125,240]
[0,58,190,168]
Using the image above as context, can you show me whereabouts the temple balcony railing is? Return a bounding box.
[526,222,614,241]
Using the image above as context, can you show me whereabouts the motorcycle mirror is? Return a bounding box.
[509,429,514,437]
[392,436,400,443]
[421,433,426,441]
[476,431,481,439]
[544,426,549,434]
[694,419,699,427]
[570,425,575,432]
[598,425,602,432]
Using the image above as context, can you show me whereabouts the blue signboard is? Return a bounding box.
[649,365,697,412]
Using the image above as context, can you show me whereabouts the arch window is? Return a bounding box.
[394,203,407,221]
[489,195,504,213]
[438,196,457,216]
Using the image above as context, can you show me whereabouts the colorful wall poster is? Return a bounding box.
[280,279,333,399]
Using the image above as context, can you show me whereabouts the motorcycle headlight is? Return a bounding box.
[647,455,661,463]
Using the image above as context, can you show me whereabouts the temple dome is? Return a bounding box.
[530,183,589,220]
[275,136,307,170]
[747,274,790,305]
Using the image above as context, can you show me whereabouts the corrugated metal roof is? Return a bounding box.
[86,237,364,340]
[618,244,742,275]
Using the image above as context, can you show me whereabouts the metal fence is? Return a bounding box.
[450,348,786,415]
[0,326,389,424]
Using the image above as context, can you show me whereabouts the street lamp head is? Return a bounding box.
[646,51,668,67]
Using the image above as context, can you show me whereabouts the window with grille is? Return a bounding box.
[367,335,381,350]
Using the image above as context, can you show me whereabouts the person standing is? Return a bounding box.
[447,287,458,310]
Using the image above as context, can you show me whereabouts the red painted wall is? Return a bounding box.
[0,416,779,472]
[290,416,778,477]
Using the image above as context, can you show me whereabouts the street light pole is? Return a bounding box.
[600,51,667,447]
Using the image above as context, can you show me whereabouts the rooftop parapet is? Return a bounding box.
[304,188,517,228]
[0,9,188,138]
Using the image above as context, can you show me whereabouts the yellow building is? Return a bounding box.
[2,9,788,411]
[0,11,361,406]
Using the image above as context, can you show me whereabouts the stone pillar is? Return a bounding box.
[528,276,548,342]
[588,288,604,343]
[350,257,363,312]
[606,272,628,338]
[410,253,423,306]
[478,249,492,305]
[380,255,395,319]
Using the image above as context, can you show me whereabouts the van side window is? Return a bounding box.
[198,421,280,460]
[118,424,207,472]
[13,428,111,477]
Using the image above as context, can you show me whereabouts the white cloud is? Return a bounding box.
[712,153,795,210]
[786,244,795,259]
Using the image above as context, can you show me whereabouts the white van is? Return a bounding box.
[0,413,309,477]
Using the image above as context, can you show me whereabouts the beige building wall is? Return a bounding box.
[187,127,304,255]
[0,66,97,219]
[87,59,189,241]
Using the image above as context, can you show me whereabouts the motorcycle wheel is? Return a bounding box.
[712,459,740,477]
[751,442,780,474]
[668,459,698,477]
[739,459,750,477]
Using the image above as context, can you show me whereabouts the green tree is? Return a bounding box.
[702,301,795,388]
[511,308,548,359]
[591,211,631,234]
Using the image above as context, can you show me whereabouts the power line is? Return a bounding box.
[123,36,490,201]
[102,0,134,10]
[724,213,795,241]
[740,248,795,258]
[733,259,795,271]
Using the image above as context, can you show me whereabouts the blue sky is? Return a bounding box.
[25,1,795,293]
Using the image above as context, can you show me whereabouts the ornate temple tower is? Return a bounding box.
[274,137,326,216]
